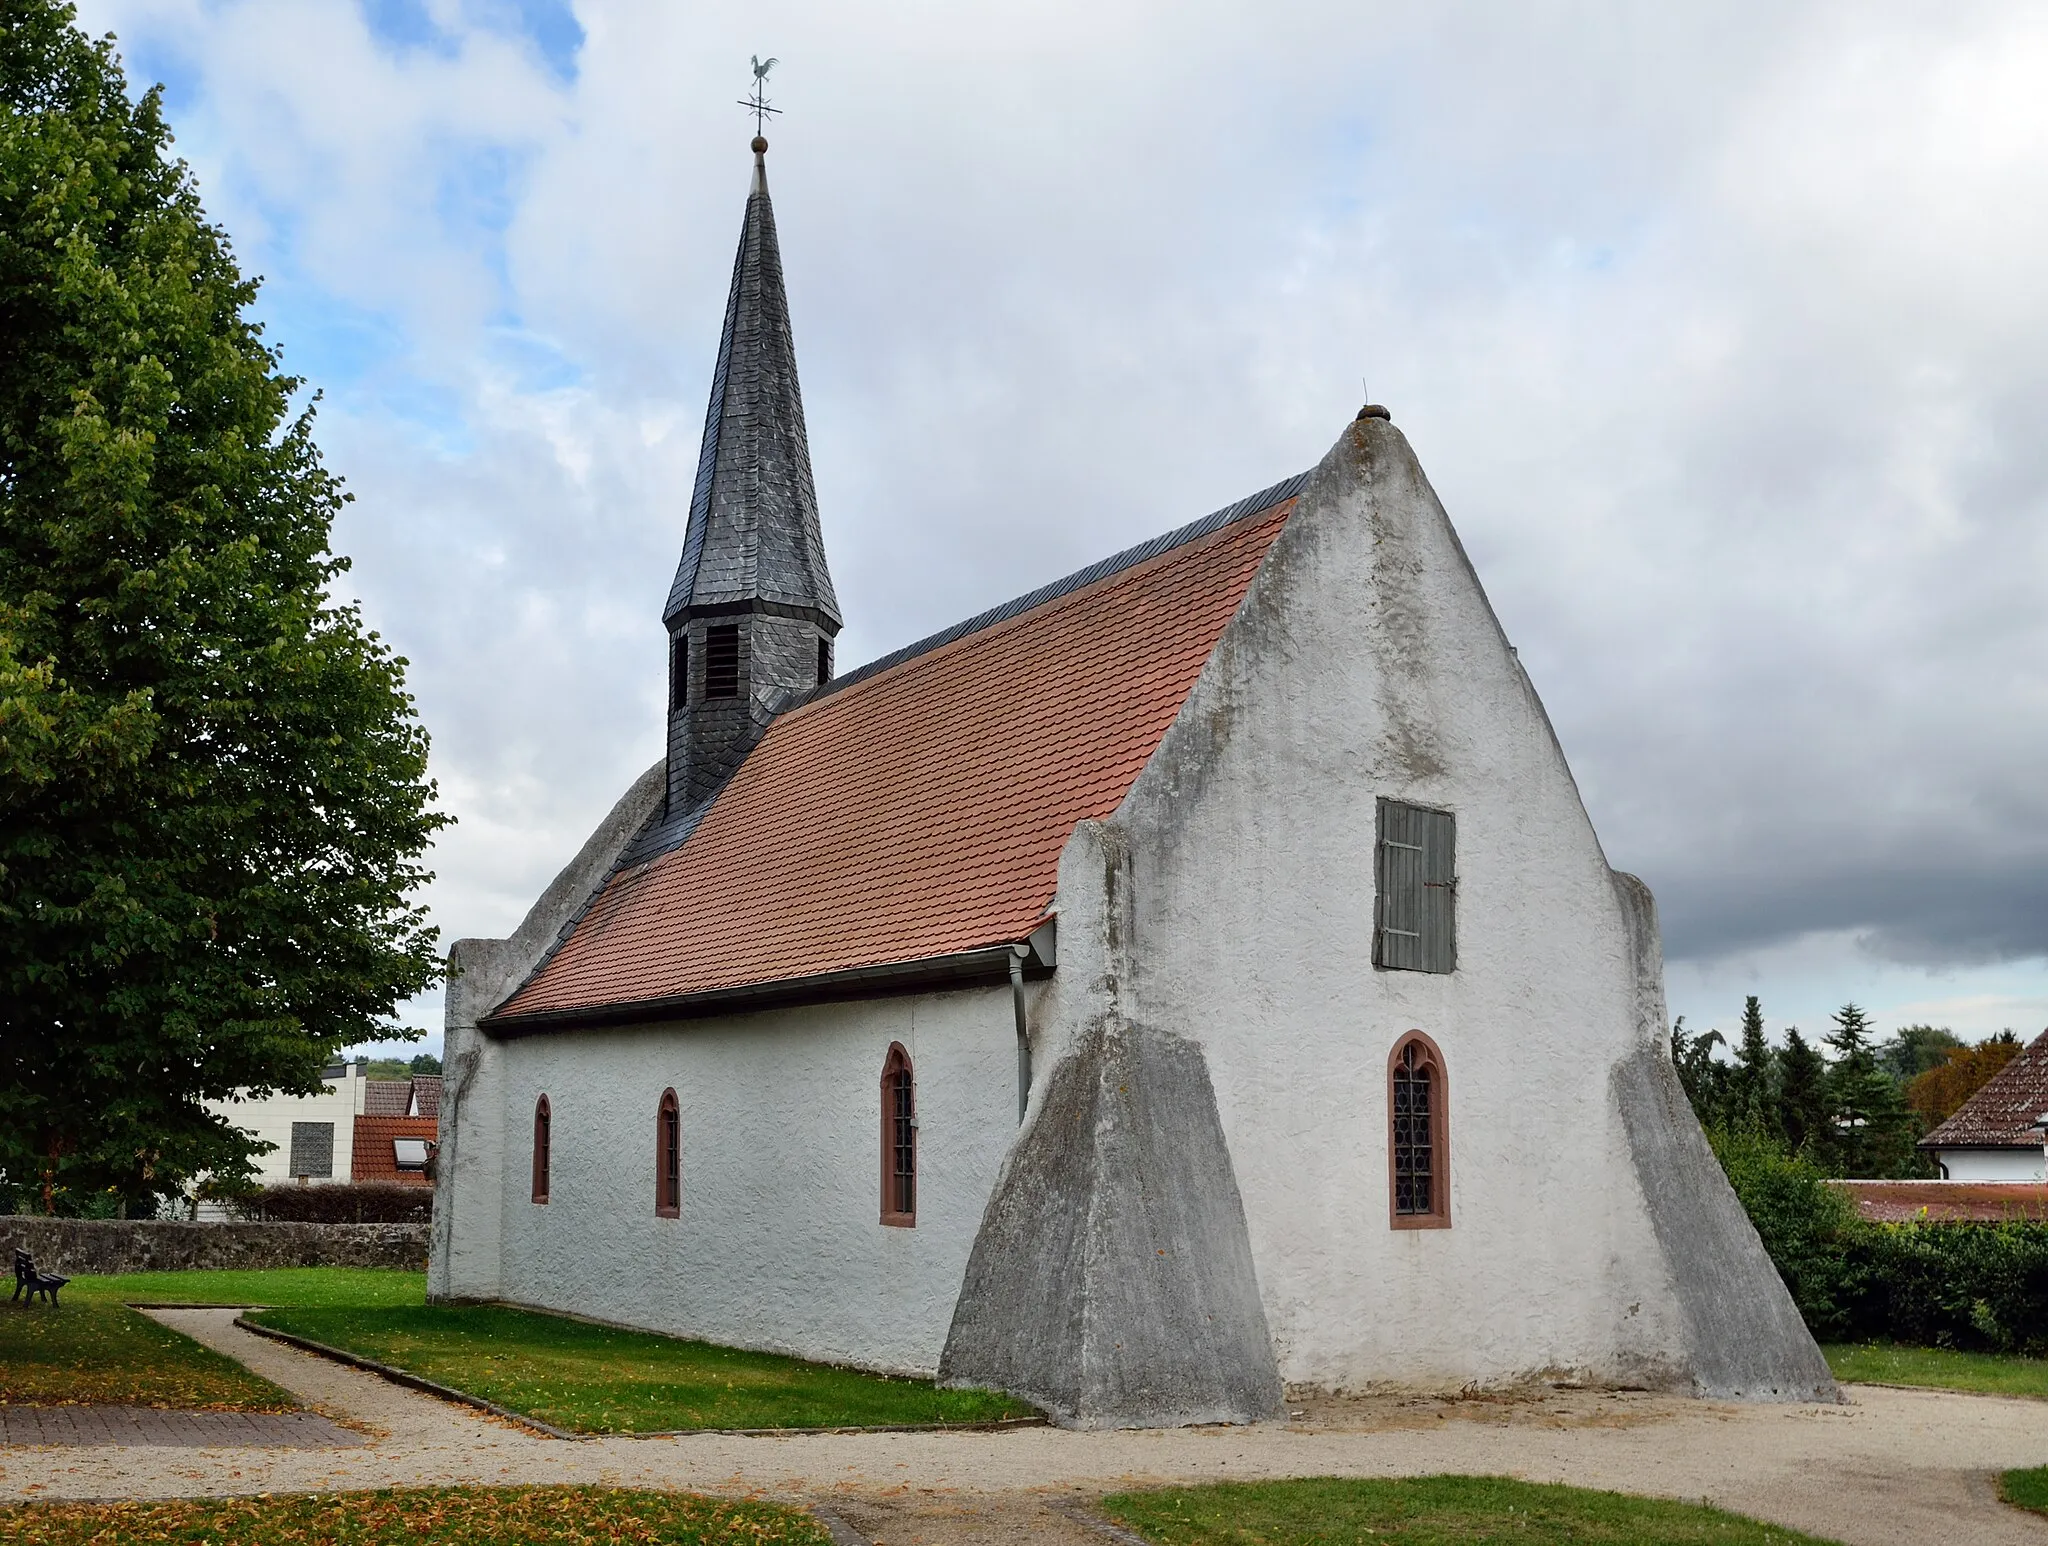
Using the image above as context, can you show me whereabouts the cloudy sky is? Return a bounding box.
[73,0,2048,1056]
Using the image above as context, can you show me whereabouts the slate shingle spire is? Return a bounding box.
[663,136,841,817]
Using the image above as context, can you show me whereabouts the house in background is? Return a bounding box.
[1920,1029,2048,1181]
[200,1062,441,1208]
[354,1076,441,1188]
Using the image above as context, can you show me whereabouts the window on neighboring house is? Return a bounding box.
[393,1139,429,1172]
[704,625,741,699]
[656,1088,681,1218]
[1373,799,1456,973]
[1389,1033,1450,1228]
[880,1044,916,1227]
[531,1096,550,1204]
[816,636,833,686]
[669,633,689,710]
[288,1121,334,1179]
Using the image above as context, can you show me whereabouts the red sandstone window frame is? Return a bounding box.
[656,1088,681,1219]
[880,1044,916,1228]
[531,1095,551,1204]
[1388,1032,1450,1230]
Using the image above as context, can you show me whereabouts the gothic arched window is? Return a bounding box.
[1389,1033,1450,1228]
[532,1095,551,1205]
[655,1088,681,1218]
[881,1044,916,1227]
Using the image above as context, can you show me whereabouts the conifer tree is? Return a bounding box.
[1822,1004,1917,1177]
[1726,995,1779,1138]
[0,2,445,1212]
[1777,1027,1828,1158]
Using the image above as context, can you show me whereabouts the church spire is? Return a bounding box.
[662,130,841,817]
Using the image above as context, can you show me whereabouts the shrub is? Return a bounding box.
[1711,1128,2048,1353]
[1855,1222,2048,1354]
[223,1182,432,1224]
[1711,1127,1869,1338]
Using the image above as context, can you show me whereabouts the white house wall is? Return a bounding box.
[485,989,1017,1373]
[207,1064,363,1187]
[1938,1148,2047,1182]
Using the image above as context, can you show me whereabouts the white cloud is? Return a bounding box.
[74,0,2048,1042]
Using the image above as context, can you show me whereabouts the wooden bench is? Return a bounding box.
[11,1248,68,1306]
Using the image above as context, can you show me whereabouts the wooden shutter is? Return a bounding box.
[1374,799,1456,974]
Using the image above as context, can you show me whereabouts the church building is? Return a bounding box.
[429,136,1835,1427]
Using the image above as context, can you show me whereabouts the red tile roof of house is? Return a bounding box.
[1920,1029,2048,1149]
[492,494,1299,1025]
[1830,1180,2048,1223]
[351,1115,438,1186]
[410,1075,441,1118]
[363,1080,412,1116]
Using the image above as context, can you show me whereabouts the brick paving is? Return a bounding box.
[0,1403,363,1448]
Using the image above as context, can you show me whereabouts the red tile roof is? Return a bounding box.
[1920,1029,2048,1149]
[351,1115,438,1186]
[363,1080,412,1116]
[410,1075,441,1118]
[1830,1180,2048,1223]
[493,497,1297,1024]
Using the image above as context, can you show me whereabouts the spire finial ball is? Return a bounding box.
[752,135,768,154]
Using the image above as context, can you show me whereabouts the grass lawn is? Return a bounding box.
[2003,1467,2048,1516]
[0,1300,293,1410]
[67,1266,427,1309]
[244,1302,1037,1433]
[0,1485,827,1545]
[1101,1477,1840,1545]
[1823,1341,2048,1399]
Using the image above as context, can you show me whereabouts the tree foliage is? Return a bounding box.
[1670,998,1969,1178]
[1908,1032,2023,1126]
[1879,1024,1966,1084]
[0,2,445,1212]
[1821,1004,1920,1178]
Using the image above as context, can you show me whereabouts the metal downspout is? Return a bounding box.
[1009,945,1031,1124]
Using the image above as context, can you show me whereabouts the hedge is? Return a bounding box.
[221,1182,432,1224]
[1716,1129,2048,1353]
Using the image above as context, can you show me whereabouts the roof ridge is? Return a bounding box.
[805,469,1309,705]
[597,471,1305,898]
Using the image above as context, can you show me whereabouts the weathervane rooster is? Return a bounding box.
[741,55,781,137]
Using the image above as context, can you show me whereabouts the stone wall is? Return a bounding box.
[1,1218,428,1276]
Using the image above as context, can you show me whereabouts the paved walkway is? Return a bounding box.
[0,1404,361,1450]
[0,1308,2042,1546]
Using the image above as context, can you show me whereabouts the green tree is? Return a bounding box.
[1822,1004,1919,1178]
[1777,1026,1828,1158]
[1670,1015,1729,1130]
[1878,1024,1964,1085]
[1725,995,1779,1138]
[0,3,445,1214]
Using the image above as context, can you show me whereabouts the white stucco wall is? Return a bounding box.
[1069,417,1701,1392]
[206,1062,365,1186]
[484,986,1019,1374]
[1937,1147,2047,1182]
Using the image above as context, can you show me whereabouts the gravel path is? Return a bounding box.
[0,1308,2042,1546]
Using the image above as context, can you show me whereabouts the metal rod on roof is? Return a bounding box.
[1009,945,1031,1125]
